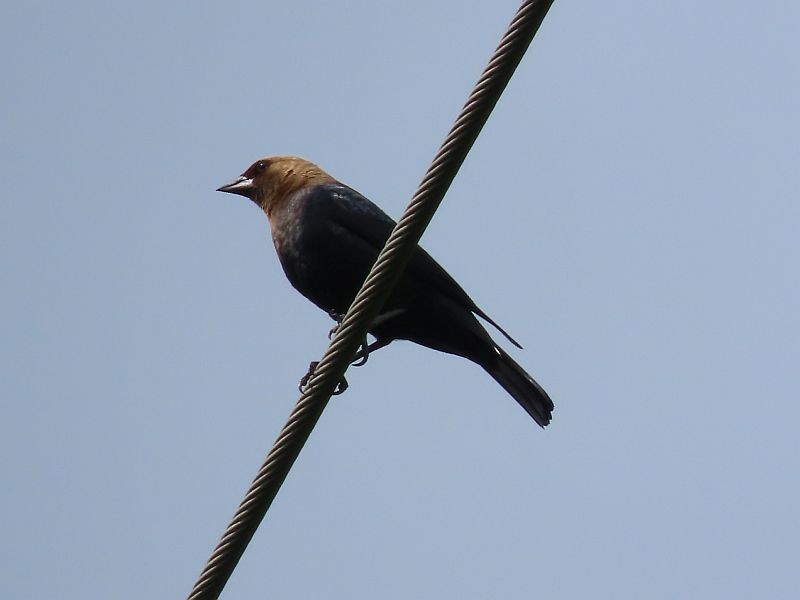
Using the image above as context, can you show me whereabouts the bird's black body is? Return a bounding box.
[218,157,554,426]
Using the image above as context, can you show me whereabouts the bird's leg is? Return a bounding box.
[325,308,370,365]
[298,338,390,395]
[351,338,392,367]
[327,309,345,339]
[298,361,349,396]
[300,316,389,395]
[298,361,318,393]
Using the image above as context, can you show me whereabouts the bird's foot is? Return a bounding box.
[351,338,391,368]
[325,310,369,365]
[327,309,345,339]
[351,336,370,367]
[298,361,349,396]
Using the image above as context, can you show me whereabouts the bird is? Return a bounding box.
[217,156,554,427]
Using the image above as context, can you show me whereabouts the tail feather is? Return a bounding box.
[484,347,553,427]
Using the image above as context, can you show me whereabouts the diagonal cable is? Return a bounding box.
[187,1,555,598]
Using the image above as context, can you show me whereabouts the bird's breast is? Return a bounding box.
[266,198,357,313]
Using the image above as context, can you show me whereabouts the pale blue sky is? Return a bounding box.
[2,1,798,598]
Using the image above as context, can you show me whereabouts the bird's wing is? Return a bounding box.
[320,184,522,348]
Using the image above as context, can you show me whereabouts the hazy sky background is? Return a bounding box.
[2,1,798,598]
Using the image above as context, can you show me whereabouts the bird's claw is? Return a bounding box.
[298,361,349,395]
[333,377,349,395]
[328,309,345,339]
[325,311,370,366]
[299,311,368,394]
[351,336,370,367]
[298,361,318,393]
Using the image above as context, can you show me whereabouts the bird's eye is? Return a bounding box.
[256,161,267,172]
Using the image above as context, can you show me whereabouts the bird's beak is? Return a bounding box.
[217,176,255,198]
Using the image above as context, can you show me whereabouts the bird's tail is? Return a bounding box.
[484,347,553,427]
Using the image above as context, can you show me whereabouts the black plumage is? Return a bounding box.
[218,156,553,426]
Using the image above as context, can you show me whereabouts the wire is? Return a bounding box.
[187,1,555,598]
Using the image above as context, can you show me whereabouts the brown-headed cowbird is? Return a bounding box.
[218,156,553,426]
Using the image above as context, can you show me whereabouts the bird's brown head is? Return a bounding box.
[217,156,336,215]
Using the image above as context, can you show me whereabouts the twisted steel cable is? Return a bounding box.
[187,1,555,598]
